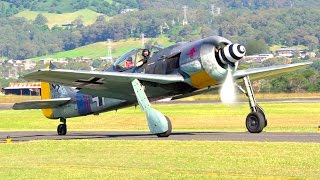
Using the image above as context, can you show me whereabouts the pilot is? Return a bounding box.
[141,49,150,63]
[136,49,150,67]
[125,57,134,69]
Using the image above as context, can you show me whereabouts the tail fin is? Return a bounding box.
[41,62,75,118]
[41,62,75,100]
[41,61,56,100]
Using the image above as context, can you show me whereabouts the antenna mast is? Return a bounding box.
[182,6,188,26]
[107,39,112,60]
[141,33,145,48]
[211,4,215,15]
[211,4,221,16]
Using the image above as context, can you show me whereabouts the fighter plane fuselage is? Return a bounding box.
[42,36,245,119]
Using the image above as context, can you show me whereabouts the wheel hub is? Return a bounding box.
[250,117,258,127]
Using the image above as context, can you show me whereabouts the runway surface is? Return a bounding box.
[0,104,14,110]
[1,131,319,143]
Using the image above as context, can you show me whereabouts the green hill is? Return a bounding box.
[0,0,318,60]
[0,0,135,17]
[14,9,108,28]
[32,37,174,61]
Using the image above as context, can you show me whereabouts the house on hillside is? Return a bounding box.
[39,58,68,66]
[244,54,274,63]
[275,48,306,58]
[23,60,37,70]
[119,9,137,14]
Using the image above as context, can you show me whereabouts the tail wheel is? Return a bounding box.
[156,116,172,138]
[57,124,67,135]
[246,112,265,133]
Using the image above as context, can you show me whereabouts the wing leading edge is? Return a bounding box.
[24,69,184,84]
[233,62,312,81]
[23,69,185,101]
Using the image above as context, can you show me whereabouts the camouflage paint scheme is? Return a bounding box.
[41,82,126,119]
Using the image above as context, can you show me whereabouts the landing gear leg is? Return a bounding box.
[131,79,172,137]
[57,118,67,135]
[242,76,266,133]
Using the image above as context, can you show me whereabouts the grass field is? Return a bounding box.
[1,102,320,179]
[0,140,319,179]
[32,37,174,61]
[0,103,319,132]
[14,9,107,28]
[182,92,320,101]
[1,92,320,104]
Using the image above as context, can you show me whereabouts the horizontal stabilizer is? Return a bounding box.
[13,98,71,110]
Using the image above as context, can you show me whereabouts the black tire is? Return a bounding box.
[57,124,67,135]
[156,116,172,138]
[246,112,265,133]
[256,104,267,127]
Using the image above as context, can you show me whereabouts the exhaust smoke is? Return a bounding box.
[220,66,237,104]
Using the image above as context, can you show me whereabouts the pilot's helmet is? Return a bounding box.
[127,57,133,61]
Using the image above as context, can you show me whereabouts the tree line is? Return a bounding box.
[258,61,320,93]
[0,6,319,59]
[0,0,139,17]
[2,0,320,17]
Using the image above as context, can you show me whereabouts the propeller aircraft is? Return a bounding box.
[13,36,311,137]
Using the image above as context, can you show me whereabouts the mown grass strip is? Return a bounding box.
[0,140,319,179]
[14,9,106,28]
[31,36,173,61]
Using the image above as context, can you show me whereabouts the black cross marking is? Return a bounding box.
[51,84,61,90]
[74,77,104,86]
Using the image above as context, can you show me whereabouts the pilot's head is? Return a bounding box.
[127,57,133,61]
[142,49,150,57]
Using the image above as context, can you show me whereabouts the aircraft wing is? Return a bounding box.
[23,69,185,101]
[13,98,71,110]
[172,62,312,100]
[233,62,312,81]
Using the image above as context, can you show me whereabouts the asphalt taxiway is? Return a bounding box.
[0,104,13,110]
[1,98,320,110]
[1,131,319,143]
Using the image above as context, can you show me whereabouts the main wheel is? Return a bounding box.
[156,116,172,137]
[57,124,67,135]
[246,112,265,133]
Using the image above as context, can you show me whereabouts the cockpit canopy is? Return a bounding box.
[112,46,163,72]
